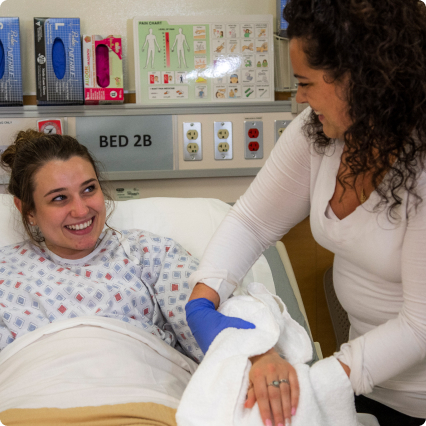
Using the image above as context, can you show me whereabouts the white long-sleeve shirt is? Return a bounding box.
[189,108,426,417]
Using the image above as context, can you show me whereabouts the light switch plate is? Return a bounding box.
[274,119,292,144]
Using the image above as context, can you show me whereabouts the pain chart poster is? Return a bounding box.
[133,16,274,104]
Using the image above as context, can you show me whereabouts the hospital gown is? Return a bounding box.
[0,229,204,362]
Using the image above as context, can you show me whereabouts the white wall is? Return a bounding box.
[0,0,276,95]
[0,0,283,203]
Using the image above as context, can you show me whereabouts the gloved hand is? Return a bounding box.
[185,298,255,354]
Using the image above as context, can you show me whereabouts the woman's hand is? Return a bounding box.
[246,348,299,426]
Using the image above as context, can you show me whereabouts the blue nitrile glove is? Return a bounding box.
[52,38,66,80]
[185,298,256,354]
[0,40,5,80]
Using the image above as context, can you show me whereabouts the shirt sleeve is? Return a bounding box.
[189,108,313,304]
[334,176,426,394]
[134,231,205,362]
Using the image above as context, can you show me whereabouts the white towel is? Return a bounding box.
[176,283,379,426]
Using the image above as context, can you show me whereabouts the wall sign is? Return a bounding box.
[115,187,140,200]
[133,15,274,105]
[76,115,174,172]
[37,118,63,134]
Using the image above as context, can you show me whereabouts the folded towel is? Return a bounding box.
[176,283,379,426]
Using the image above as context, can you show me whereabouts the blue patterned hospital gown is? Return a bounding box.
[0,229,204,362]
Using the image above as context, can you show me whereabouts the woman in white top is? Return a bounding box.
[185,1,426,425]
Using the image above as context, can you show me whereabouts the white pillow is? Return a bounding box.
[0,195,275,294]
[0,195,25,246]
[109,197,231,260]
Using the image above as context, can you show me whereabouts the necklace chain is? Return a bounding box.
[359,172,367,204]
[360,188,367,204]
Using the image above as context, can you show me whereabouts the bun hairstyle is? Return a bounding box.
[1,129,114,243]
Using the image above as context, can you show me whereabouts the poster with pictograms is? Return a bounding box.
[133,15,274,104]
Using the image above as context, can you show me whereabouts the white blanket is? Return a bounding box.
[0,316,198,412]
[176,283,379,426]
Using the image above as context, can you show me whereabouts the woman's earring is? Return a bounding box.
[30,222,34,226]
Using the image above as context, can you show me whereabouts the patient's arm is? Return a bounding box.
[185,296,255,353]
[247,348,299,426]
[338,359,351,377]
[189,282,220,308]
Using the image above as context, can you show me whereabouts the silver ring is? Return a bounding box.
[279,379,290,385]
[267,380,280,388]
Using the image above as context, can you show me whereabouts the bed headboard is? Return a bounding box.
[0,195,275,294]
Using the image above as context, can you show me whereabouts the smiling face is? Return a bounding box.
[289,38,351,140]
[20,156,106,260]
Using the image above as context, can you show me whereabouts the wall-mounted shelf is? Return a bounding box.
[103,167,262,182]
[0,102,294,184]
[0,101,292,118]
[0,167,261,185]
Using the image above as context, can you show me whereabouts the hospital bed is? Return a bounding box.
[0,195,322,426]
[0,195,321,361]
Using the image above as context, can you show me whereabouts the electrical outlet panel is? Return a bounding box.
[274,119,292,144]
[177,112,295,172]
[214,121,233,160]
[244,120,263,159]
[183,122,202,161]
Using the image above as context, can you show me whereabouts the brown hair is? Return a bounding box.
[284,0,426,219]
[1,129,114,243]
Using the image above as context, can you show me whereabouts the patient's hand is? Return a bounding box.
[246,348,299,426]
[185,298,255,354]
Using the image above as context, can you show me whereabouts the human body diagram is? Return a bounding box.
[172,28,190,68]
[142,29,161,69]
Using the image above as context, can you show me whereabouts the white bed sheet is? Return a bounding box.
[0,316,197,412]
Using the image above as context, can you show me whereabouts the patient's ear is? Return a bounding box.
[14,197,36,227]
[14,197,22,214]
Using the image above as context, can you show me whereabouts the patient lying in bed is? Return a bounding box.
[0,130,202,425]
[0,228,203,362]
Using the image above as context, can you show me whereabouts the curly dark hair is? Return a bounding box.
[284,0,426,219]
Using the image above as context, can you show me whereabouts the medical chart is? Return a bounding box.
[133,16,274,104]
